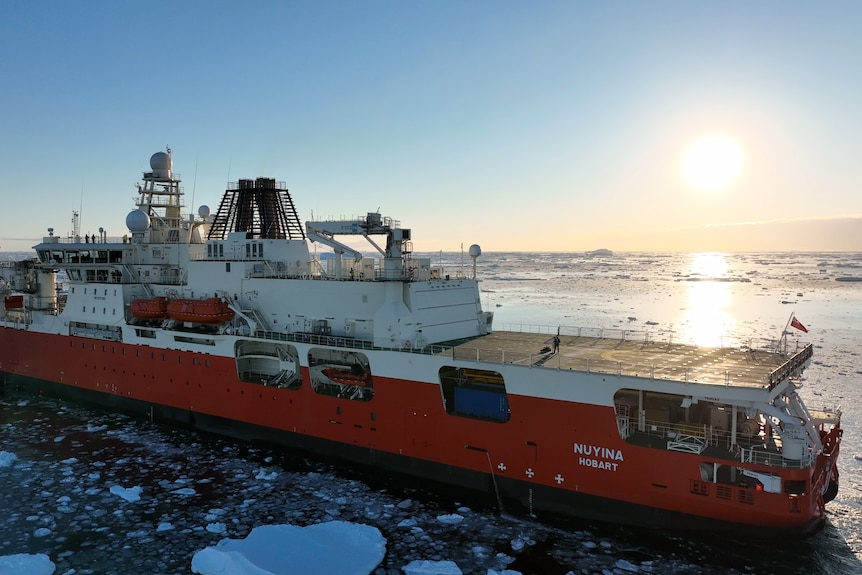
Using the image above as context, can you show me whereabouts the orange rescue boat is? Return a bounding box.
[322,365,372,387]
[166,297,234,324]
[130,296,168,319]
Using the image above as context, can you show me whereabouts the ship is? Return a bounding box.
[0,149,843,538]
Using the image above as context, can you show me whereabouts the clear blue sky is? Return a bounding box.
[2,1,860,252]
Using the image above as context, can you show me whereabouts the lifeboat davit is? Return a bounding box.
[166,297,234,324]
[322,366,372,387]
[130,296,168,319]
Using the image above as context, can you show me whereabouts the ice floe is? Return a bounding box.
[0,451,17,467]
[191,521,386,575]
[109,484,142,502]
[0,554,55,575]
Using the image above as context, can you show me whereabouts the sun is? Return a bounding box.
[681,136,742,191]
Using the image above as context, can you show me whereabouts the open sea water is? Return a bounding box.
[1,251,861,574]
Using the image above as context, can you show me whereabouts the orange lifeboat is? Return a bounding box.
[130,296,168,319]
[4,295,24,309]
[166,297,234,324]
[322,365,372,387]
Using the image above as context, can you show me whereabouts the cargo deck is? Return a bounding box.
[445,329,810,388]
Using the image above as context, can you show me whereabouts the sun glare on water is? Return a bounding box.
[681,136,742,191]
[680,253,734,347]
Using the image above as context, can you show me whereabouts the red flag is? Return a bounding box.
[790,317,808,333]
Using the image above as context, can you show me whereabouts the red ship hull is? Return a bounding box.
[0,327,831,538]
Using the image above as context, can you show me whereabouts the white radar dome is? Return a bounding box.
[468,244,482,257]
[198,205,211,219]
[126,209,151,232]
[150,151,172,178]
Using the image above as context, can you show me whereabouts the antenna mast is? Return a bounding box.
[71,210,81,242]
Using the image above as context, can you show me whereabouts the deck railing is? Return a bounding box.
[250,322,808,387]
[620,416,810,469]
[767,344,814,390]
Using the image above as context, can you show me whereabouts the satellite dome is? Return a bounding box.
[469,244,482,257]
[126,209,151,232]
[198,205,211,219]
[150,151,172,178]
